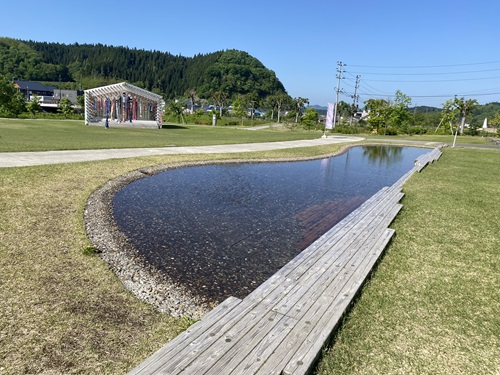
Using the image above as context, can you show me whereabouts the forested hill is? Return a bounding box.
[0,37,287,99]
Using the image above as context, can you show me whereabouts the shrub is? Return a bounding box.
[464,127,478,136]
[408,126,427,135]
[332,126,360,134]
[384,126,399,135]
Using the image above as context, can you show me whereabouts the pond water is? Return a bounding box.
[113,146,428,304]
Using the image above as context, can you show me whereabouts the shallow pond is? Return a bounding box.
[113,145,428,304]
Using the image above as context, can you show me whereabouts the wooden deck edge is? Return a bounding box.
[128,296,242,374]
[415,148,442,172]
[281,228,396,375]
[258,228,396,375]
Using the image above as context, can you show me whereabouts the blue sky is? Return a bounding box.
[2,0,500,107]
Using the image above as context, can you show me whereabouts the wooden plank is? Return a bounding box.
[415,148,442,172]
[128,296,242,374]
[273,204,401,321]
[280,228,396,375]
[203,311,297,375]
[147,298,275,374]
[249,188,402,296]
[244,205,378,305]
[394,167,418,187]
[166,198,400,374]
[249,198,401,316]
[256,228,395,375]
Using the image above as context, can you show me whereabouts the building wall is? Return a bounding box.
[52,90,78,104]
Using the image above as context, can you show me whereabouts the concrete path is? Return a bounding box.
[366,137,500,150]
[0,136,363,168]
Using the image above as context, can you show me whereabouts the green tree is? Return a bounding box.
[165,100,187,124]
[26,94,41,118]
[76,94,85,113]
[212,91,227,117]
[268,93,291,123]
[439,99,460,134]
[232,95,246,126]
[58,97,74,118]
[264,95,277,121]
[0,75,25,117]
[389,90,412,132]
[185,88,198,114]
[489,112,500,128]
[364,98,390,133]
[337,101,351,123]
[246,92,260,125]
[293,97,309,123]
[454,96,478,133]
[302,107,319,130]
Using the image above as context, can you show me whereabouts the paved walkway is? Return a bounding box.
[2,136,497,168]
[0,136,363,168]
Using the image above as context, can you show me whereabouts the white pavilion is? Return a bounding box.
[84,82,165,129]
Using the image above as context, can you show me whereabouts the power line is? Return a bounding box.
[363,76,500,83]
[348,60,500,69]
[339,60,500,106]
[350,68,500,76]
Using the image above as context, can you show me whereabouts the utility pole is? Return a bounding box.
[58,75,62,104]
[333,61,346,129]
[349,74,360,126]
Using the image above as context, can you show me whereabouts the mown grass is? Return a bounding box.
[362,133,494,145]
[316,147,499,374]
[0,118,495,152]
[0,118,320,152]
[0,121,498,374]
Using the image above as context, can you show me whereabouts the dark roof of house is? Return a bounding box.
[14,80,55,92]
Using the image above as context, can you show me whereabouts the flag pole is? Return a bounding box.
[323,103,334,138]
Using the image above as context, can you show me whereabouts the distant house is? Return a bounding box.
[53,89,78,104]
[14,80,55,98]
[13,80,79,111]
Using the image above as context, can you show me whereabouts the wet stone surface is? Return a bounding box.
[111,146,428,309]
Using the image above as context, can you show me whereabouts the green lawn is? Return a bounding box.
[317,147,500,374]
[0,120,498,374]
[0,118,320,152]
[362,132,495,145]
[1,118,496,152]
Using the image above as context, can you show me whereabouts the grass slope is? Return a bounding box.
[317,147,500,374]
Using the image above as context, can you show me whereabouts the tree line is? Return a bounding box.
[0,37,287,101]
[1,37,499,133]
[362,90,500,136]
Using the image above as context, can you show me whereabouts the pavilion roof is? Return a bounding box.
[84,82,163,103]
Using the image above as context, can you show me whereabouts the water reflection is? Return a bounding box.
[112,146,428,304]
[363,145,403,166]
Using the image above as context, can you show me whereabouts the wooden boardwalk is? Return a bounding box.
[128,148,442,375]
